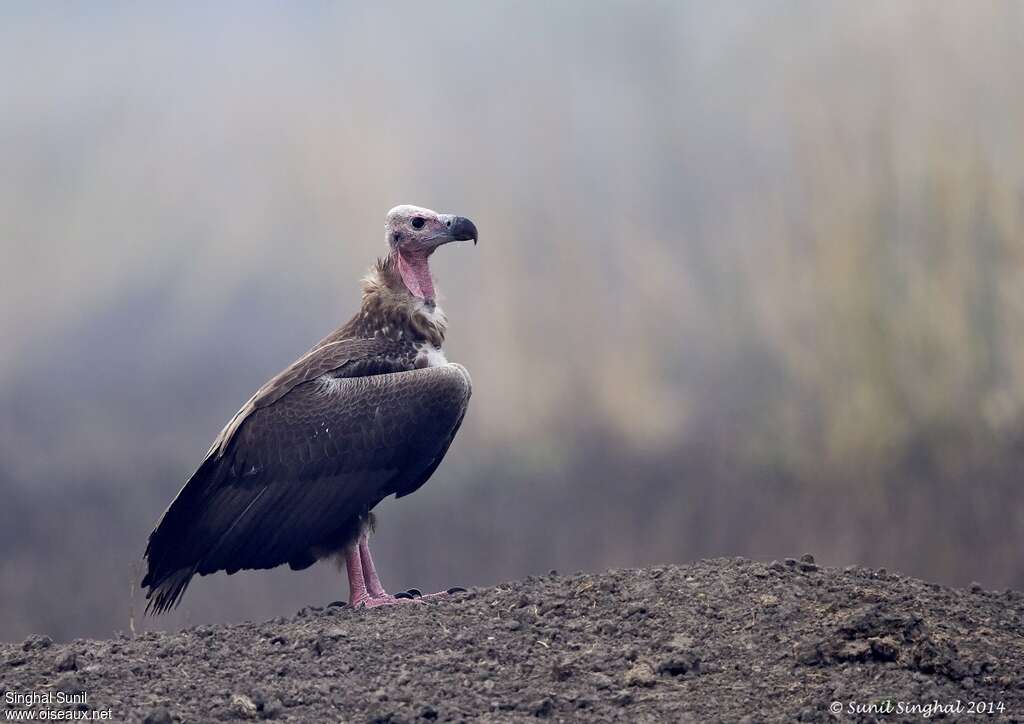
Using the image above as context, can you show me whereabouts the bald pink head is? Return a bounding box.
[385,205,477,300]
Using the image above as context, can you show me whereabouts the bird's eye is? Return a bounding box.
[411,217,425,229]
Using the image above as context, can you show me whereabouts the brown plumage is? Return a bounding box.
[142,205,477,613]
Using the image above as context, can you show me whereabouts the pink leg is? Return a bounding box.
[344,531,464,608]
[358,533,389,598]
[343,542,372,608]
[344,533,411,609]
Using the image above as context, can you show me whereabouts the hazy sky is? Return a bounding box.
[2,2,1022,640]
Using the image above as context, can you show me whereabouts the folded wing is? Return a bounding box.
[142,363,471,613]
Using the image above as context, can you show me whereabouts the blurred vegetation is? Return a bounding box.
[0,2,1022,640]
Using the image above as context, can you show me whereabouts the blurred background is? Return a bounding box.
[1,2,1022,642]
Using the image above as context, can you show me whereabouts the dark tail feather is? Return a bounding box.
[144,567,195,615]
[142,454,225,615]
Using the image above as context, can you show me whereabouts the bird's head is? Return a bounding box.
[385,205,477,300]
[386,205,478,254]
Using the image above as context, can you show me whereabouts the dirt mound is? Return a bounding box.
[2,557,1023,722]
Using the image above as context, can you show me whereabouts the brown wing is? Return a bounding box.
[142,363,471,613]
[208,336,416,459]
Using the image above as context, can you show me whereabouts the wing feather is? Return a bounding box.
[209,336,416,459]
[142,362,471,613]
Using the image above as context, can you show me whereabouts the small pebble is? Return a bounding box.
[22,634,53,651]
[613,691,634,706]
[624,662,655,687]
[54,652,78,672]
[142,708,173,724]
[530,698,553,717]
[53,674,85,695]
[231,693,257,716]
[263,698,284,719]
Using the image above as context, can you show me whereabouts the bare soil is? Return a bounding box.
[2,557,1023,722]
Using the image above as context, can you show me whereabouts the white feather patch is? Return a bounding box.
[416,342,448,367]
[416,300,447,329]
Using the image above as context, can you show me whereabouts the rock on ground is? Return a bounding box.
[2,557,1023,722]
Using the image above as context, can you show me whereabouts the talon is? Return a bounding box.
[394,591,416,600]
[327,600,347,608]
[446,586,467,594]
[406,588,423,598]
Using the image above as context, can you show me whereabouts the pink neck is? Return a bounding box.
[395,251,435,300]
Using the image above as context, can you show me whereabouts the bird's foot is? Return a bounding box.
[350,592,419,609]
[395,586,467,601]
[364,595,409,608]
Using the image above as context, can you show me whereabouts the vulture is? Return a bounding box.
[142,205,477,613]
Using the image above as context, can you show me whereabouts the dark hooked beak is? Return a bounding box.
[445,215,478,245]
